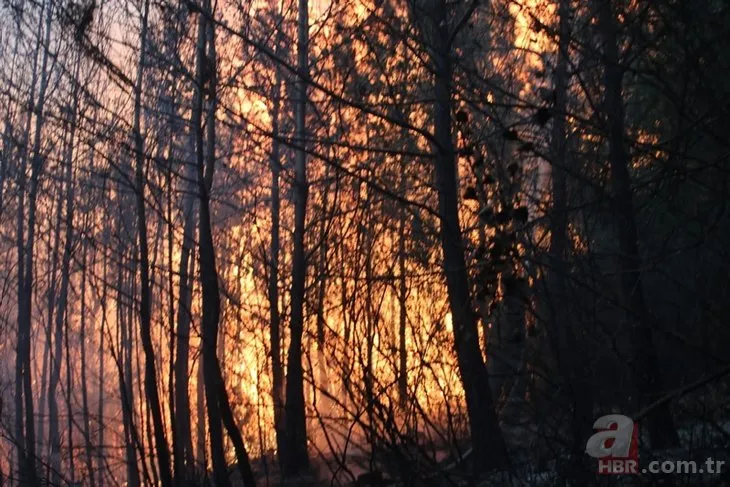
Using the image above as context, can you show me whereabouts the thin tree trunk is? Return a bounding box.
[143,368,160,487]
[597,0,679,449]
[315,176,330,408]
[397,166,408,408]
[547,0,593,477]
[80,238,96,487]
[39,178,62,463]
[114,194,140,487]
[68,55,84,485]
[48,96,77,486]
[196,7,256,485]
[363,186,375,447]
[173,140,197,485]
[16,1,53,482]
[15,7,41,476]
[216,362,257,486]
[98,229,108,487]
[65,281,75,484]
[131,0,174,482]
[0,108,9,221]
[37,324,50,463]
[268,44,285,463]
[120,254,141,487]
[32,7,55,454]
[191,5,228,487]
[427,0,508,473]
[158,13,186,482]
[282,0,310,475]
[166,145,177,487]
[195,348,206,476]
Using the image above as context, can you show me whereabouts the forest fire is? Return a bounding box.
[0,0,728,485]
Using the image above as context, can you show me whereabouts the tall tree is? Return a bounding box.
[282,0,311,476]
[267,23,286,462]
[118,222,141,487]
[191,4,227,485]
[48,64,80,485]
[132,0,174,483]
[15,0,54,482]
[193,1,257,485]
[546,0,593,476]
[419,0,509,473]
[596,0,679,449]
[173,144,198,486]
[80,230,96,487]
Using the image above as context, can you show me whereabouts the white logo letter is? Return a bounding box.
[585,414,633,458]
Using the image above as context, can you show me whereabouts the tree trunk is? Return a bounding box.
[15,11,41,477]
[65,278,75,484]
[80,238,96,487]
[282,0,311,475]
[268,41,285,463]
[98,230,108,487]
[597,0,679,449]
[166,147,178,487]
[191,6,228,487]
[0,108,9,220]
[173,140,197,485]
[427,0,508,473]
[119,244,141,487]
[193,4,257,486]
[547,0,593,477]
[216,362,257,486]
[315,175,330,411]
[397,167,408,408]
[39,169,63,464]
[49,71,80,484]
[195,349,206,475]
[131,0,174,483]
[155,8,189,481]
[15,1,53,482]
